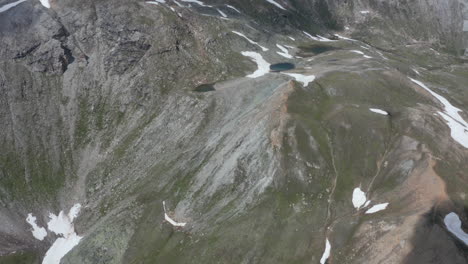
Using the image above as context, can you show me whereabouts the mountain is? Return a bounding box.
[0,0,468,263]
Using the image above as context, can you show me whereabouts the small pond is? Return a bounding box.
[270,63,295,72]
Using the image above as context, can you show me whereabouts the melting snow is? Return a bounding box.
[265,0,286,10]
[303,31,320,41]
[320,238,331,264]
[444,212,468,245]
[226,4,240,13]
[317,35,336,42]
[365,203,389,214]
[216,8,227,17]
[370,108,388,115]
[352,187,367,209]
[276,44,293,59]
[288,36,295,41]
[351,50,372,58]
[334,34,356,41]
[0,0,28,13]
[163,201,186,227]
[43,204,82,264]
[282,73,315,87]
[39,0,49,8]
[181,0,210,7]
[241,51,270,78]
[26,214,47,241]
[363,200,371,208]
[232,31,268,51]
[409,78,468,148]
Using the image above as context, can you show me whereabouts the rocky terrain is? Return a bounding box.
[0,0,468,263]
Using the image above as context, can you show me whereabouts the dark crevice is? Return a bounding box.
[13,44,40,59]
[59,44,75,73]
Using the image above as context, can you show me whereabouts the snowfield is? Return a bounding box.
[320,238,331,264]
[163,201,187,227]
[365,203,389,214]
[43,204,82,264]
[0,0,28,13]
[410,78,468,148]
[232,31,268,51]
[265,0,286,10]
[282,73,315,87]
[370,108,389,115]
[352,187,367,209]
[241,51,270,78]
[26,214,47,241]
[276,44,292,59]
[444,212,468,245]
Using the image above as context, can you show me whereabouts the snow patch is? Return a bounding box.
[360,10,370,14]
[282,73,315,87]
[181,0,210,7]
[276,44,292,59]
[265,0,286,10]
[226,4,240,13]
[39,0,49,8]
[163,201,186,227]
[232,31,268,51]
[409,78,468,148]
[288,36,295,41]
[334,34,356,41]
[352,187,366,209]
[26,214,47,241]
[241,51,270,78]
[303,31,320,41]
[320,238,331,264]
[369,108,388,115]
[365,203,389,214]
[43,204,82,264]
[317,35,336,42]
[0,0,28,13]
[444,212,468,245]
[216,8,227,17]
[350,50,372,59]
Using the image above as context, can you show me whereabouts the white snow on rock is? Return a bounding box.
[360,10,370,14]
[232,31,268,51]
[163,201,186,227]
[363,200,371,208]
[409,78,468,148]
[288,36,295,41]
[26,214,47,241]
[282,73,315,87]
[350,50,372,59]
[265,0,286,10]
[216,8,227,17]
[43,204,82,264]
[39,0,49,8]
[181,0,210,7]
[334,34,356,41]
[146,0,166,4]
[369,108,388,115]
[365,203,389,214]
[444,212,468,245]
[317,35,336,42]
[241,51,270,78]
[303,31,320,41]
[0,0,28,13]
[352,187,367,209]
[320,238,331,264]
[276,44,293,59]
[226,4,240,13]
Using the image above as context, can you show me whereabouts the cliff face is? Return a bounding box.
[1,0,468,263]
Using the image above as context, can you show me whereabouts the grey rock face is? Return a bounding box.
[0,0,468,263]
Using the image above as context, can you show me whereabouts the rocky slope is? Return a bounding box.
[0,0,468,263]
